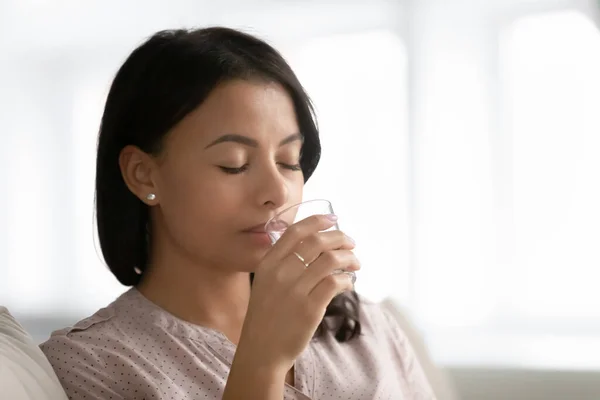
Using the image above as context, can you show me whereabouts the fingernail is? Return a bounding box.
[326,214,338,222]
[346,235,355,245]
[347,271,357,285]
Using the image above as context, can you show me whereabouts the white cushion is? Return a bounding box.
[0,306,68,400]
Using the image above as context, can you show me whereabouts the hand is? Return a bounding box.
[236,214,360,375]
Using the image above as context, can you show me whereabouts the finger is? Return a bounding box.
[307,271,356,309]
[294,230,355,266]
[296,250,360,294]
[260,241,353,288]
[266,214,338,263]
[271,251,314,284]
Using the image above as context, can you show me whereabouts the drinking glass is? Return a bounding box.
[264,199,356,284]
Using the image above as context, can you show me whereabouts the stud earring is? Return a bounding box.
[146,193,156,201]
[134,266,142,275]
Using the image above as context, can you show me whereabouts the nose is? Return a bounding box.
[256,164,289,209]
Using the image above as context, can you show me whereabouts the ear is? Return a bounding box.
[119,145,159,206]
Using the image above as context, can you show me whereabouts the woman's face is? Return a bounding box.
[150,79,304,272]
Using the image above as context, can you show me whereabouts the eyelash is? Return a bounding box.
[219,163,302,175]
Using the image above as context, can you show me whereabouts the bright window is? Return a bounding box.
[502,10,600,322]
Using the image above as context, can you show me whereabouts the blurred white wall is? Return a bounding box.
[409,0,600,371]
[1,0,600,398]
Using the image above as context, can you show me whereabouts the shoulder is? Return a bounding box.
[354,296,422,372]
[39,307,118,396]
[356,296,439,399]
[41,288,151,359]
[356,295,427,355]
[356,295,405,338]
[40,293,161,399]
[40,305,118,363]
[41,292,128,358]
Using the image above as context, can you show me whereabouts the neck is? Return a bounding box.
[136,250,251,345]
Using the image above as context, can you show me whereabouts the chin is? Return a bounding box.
[233,250,269,274]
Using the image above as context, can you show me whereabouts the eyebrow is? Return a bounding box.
[204,133,304,149]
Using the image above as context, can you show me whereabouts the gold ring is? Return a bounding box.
[293,252,310,268]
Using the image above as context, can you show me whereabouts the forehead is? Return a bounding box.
[167,79,300,149]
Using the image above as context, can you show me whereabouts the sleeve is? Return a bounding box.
[41,329,171,400]
[378,305,439,400]
[40,334,128,400]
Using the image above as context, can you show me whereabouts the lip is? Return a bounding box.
[242,229,273,246]
[242,222,270,233]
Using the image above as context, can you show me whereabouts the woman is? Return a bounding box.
[41,27,435,399]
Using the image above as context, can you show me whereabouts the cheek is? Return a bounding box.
[160,168,238,221]
[290,177,304,204]
[156,167,236,244]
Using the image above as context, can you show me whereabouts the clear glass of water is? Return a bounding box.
[264,199,356,284]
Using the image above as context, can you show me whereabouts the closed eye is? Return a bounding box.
[218,163,302,175]
[219,165,248,174]
[279,163,302,171]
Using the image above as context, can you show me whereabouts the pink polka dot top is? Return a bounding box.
[41,289,435,399]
